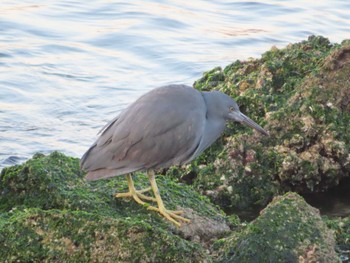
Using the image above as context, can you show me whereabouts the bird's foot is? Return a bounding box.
[115,187,157,205]
[147,206,190,227]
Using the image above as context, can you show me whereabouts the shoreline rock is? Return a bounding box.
[214,192,338,262]
[168,35,350,213]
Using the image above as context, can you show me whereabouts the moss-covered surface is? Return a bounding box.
[0,152,340,262]
[213,192,338,263]
[0,208,207,262]
[167,35,350,213]
[325,216,350,262]
[0,151,229,262]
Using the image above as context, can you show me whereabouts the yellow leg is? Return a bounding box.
[115,174,156,204]
[147,170,190,227]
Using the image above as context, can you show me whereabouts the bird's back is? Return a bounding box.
[81,85,207,181]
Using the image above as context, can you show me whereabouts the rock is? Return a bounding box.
[176,208,230,243]
[325,215,350,262]
[0,152,228,262]
[172,35,350,212]
[0,208,208,262]
[214,192,338,263]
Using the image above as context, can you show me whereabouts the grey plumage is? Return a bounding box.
[81,84,268,181]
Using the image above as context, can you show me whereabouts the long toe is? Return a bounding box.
[115,192,156,205]
[147,206,190,227]
[115,188,156,204]
[136,191,157,202]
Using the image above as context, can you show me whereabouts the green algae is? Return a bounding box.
[182,36,350,212]
[0,152,224,220]
[325,216,350,262]
[0,152,118,217]
[0,151,229,262]
[0,208,207,262]
[214,192,338,263]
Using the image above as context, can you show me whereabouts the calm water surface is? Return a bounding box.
[1,1,350,168]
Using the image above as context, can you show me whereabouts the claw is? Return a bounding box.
[147,206,190,227]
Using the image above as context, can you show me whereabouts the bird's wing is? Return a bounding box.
[98,114,119,135]
[81,86,206,178]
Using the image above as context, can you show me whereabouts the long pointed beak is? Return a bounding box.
[229,112,269,136]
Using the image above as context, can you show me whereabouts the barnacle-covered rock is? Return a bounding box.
[178,36,350,211]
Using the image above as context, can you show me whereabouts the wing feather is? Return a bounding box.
[81,85,206,180]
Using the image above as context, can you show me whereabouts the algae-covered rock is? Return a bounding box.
[1,153,340,262]
[0,208,208,262]
[214,192,338,263]
[0,152,229,262]
[325,216,350,262]
[169,36,350,212]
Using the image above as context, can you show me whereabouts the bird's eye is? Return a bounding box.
[229,106,234,112]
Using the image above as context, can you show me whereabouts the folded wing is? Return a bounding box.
[81,85,206,181]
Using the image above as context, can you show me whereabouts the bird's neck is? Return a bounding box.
[200,92,227,148]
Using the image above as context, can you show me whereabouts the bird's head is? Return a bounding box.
[206,91,269,136]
